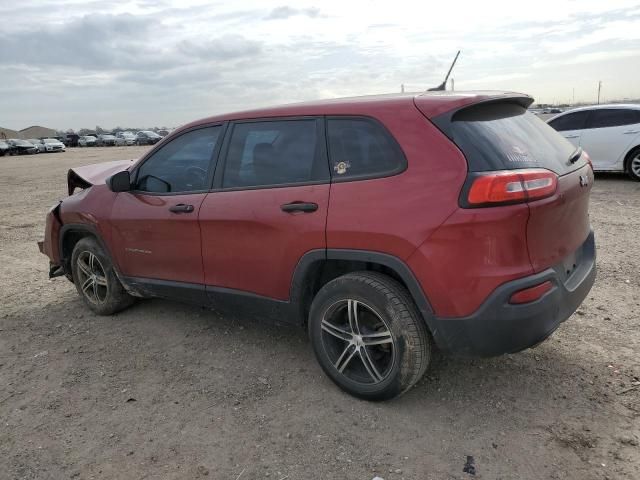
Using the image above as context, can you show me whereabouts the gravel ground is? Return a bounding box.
[1,147,639,480]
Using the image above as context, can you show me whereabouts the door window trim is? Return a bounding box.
[212,116,330,192]
[584,108,640,130]
[129,122,228,196]
[325,115,407,183]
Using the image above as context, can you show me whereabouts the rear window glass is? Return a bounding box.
[441,102,582,175]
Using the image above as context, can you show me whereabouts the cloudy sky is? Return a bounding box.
[1,0,639,130]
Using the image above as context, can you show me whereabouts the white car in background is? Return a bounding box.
[547,104,640,180]
[38,138,66,153]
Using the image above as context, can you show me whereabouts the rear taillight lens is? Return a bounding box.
[466,168,557,207]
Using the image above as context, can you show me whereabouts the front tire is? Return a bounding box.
[309,272,431,401]
[71,237,134,315]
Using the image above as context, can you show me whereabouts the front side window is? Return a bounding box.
[326,117,406,180]
[548,111,590,132]
[587,109,640,129]
[135,126,221,193]
[222,119,324,188]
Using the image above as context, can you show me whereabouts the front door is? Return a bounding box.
[199,118,330,301]
[110,125,224,285]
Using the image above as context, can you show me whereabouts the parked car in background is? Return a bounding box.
[157,129,170,137]
[116,131,136,146]
[38,138,65,153]
[96,134,117,146]
[135,130,162,145]
[548,104,640,180]
[8,139,39,155]
[64,134,80,147]
[39,91,596,400]
[78,136,97,147]
[27,139,41,148]
[0,140,10,156]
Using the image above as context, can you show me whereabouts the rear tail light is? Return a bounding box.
[509,281,553,304]
[466,168,557,207]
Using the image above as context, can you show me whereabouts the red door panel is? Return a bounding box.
[199,185,329,300]
[110,192,207,284]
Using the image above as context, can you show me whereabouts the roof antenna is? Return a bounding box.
[427,50,460,91]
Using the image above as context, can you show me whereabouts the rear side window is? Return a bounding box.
[326,117,406,180]
[436,102,582,175]
[548,111,590,131]
[222,120,326,188]
[586,109,640,129]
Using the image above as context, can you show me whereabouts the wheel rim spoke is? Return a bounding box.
[78,259,92,276]
[359,347,384,383]
[335,344,357,372]
[321,319,353,342]
[94,275,108,287]
[361,330,393,346]
[81,276,94,293]
[347,300,360,335]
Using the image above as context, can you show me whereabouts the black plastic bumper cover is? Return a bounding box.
[432,230,596,357]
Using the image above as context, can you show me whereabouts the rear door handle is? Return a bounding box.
[564,134,580,139]
[169,204,194,213]
[281,202,318,213]
[623,130,640,135]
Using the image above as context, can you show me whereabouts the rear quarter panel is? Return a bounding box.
[327,102,467,260]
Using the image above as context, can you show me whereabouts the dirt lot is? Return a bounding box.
[1,147,639,480]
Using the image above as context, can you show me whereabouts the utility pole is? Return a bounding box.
[401,83,405,93]
[572,87,575,105]
[597,81,602,105]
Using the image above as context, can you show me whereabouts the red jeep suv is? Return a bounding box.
[39,91,596,400]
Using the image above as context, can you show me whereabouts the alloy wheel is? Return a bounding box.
[320,299,396,385]
[76,251,109,305]
[631,154,640,179]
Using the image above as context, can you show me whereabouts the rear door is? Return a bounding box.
[199,118,330,301]
[579,108,640,171]
[547,110,590,149]
[110,125,223,285]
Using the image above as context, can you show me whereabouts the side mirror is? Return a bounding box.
[106,170,131,192]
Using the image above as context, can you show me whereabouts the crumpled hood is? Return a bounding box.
[67,159,136,195]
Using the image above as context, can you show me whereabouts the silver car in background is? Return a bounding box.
[78,136,97,147]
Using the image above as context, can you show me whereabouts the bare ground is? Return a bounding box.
[1,147,639,480]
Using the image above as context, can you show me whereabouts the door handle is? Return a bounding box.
[280,202,318,213]
[564,134,580,139]
[623,130,640,135]
[169,203,194,213]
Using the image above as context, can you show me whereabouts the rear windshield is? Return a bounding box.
[437,102,584,175]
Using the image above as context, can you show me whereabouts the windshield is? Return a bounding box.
[439,102,585,175]
[44,138,60,144]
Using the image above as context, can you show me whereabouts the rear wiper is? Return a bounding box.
[568,147,582,164]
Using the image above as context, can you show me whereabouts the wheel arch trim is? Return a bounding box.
[290,249,437,333]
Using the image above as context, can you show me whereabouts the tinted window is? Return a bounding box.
[548,111,590,131]
[223,120,325,188]
[135,126,221,193]
[587,109,640,129]
[327,118,405,179]
[437,102,582,175]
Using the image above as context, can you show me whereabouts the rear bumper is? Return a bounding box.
[432,230,596,356]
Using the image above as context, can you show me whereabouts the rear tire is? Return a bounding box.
[308,272,431,400]
[626,147,640,181]
[71,237,134,315]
